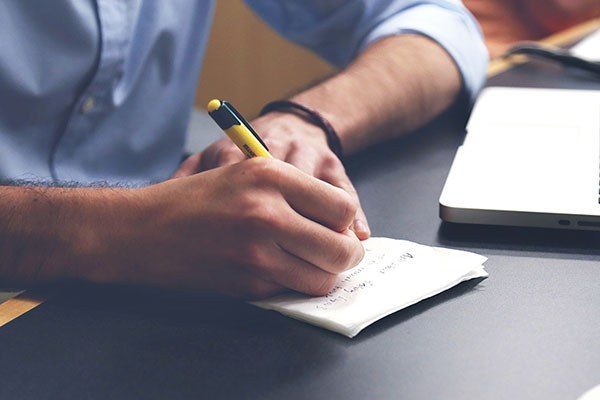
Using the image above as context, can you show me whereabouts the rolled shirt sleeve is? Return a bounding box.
[244,0,489,103]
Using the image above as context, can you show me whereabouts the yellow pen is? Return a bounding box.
[207,99,272,158]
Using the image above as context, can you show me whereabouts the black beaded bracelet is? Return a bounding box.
[260,100,344,161]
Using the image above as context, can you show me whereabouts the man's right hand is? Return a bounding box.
[87,158,364,299]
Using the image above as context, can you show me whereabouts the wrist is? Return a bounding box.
[259,100,344,159]
[254,111,330,148]
[66,187,143,285]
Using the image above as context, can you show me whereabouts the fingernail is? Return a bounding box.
[354,220,370,238]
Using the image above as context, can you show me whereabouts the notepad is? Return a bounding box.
[252,237,488,338]
[571,29,600,62]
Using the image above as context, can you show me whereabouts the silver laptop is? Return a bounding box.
[440,87,600,230]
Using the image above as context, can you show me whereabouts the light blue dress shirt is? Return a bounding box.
[0,0,487,185]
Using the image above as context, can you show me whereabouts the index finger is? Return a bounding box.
[200,140,247,171]
[276,163,358,233]
[320,168,371,240]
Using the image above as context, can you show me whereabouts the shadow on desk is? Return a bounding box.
[0,278,487,399]
[48,284,291,334]
[21,284,349,398]
[438,222,600,257]
[353,278,485,342]
[46,272,485,343]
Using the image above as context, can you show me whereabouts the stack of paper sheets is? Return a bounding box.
[253,237,488,338]
[571,29,600,62]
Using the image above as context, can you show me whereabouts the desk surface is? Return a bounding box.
[2,54,600,400]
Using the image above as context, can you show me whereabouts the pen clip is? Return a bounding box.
[222,101,270,152]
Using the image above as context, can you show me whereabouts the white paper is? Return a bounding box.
[571,29,600,62]
[252,237,488,338]
[579,384,600,400]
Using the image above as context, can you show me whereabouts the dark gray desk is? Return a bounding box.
[2,60,600,400]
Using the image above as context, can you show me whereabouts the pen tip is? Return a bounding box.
[207,99,222,113]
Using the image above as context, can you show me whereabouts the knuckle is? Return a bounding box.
[353,242,366,266]
[346,194,360,218]
[335,190,359,228]
[288,138,302,152]
[242,204,279,232]
[328,238,364,273]
[244,158,283,186]
[344,182,359,196]
[241,243,269,272]
[330,243,354,272]
[321,153,343,170]
[235,190,261,210]
[345,188,359,210]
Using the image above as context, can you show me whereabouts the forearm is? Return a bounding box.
[292,34,461,154]
[0,185,133,286]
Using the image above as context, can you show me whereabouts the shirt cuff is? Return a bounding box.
[358,3,489,104]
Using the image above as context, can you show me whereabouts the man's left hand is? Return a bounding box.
[173,112,370,240]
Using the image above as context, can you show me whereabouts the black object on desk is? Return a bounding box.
[504,42,600,78]
[2,60,600,400]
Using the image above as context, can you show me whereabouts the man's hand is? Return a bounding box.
[173,112,371,240]
[97,158,364,299]
[175,35,467,244]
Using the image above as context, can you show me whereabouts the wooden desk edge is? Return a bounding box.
[488,18,600,78]
[0,18,598,329]
[0,292,47,328]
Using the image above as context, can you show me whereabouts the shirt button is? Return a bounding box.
[81,96,96,114]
